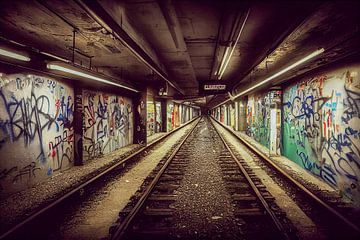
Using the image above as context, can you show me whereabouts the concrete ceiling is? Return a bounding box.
[0,0,359,106]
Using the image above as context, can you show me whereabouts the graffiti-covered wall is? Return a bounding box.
[167,101,174,132]
[0,74,74,196]
[83,90,133,160]
[246,92,270,148]
[283,64,360,201]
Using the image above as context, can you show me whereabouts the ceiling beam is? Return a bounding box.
[157,0,186,51]
[75,0,185,95]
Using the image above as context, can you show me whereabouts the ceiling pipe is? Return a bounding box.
[75,0,185,95]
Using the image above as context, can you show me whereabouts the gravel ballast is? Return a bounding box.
[211,118,328,239]
[55,120,198,239]
[171,118,243,239]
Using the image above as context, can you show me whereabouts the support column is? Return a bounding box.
[179,105,183,124]
[73,85,83,166]
[269,89,282,156]
[161,99,167,132]
[235,101,239,131]
[134,89,147,145]
[239,99,247,131]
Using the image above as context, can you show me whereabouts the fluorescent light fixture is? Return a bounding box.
[47,63,139,93]
[214,47,325,109]
[0,48,30,61]
[41,51,69,63]
[235,47,324,97]
[217,46,230,77]
[218,9,250,80]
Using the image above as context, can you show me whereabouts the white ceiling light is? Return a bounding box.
[0,48,30,61]
[217,9,251,80]
[234,47,325,97]
[216,46,230,76]
[214,47,325,108]
[47,63,139,93]
[41,51,69,63]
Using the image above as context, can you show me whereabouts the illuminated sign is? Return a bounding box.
[204,84,226,90]
[199,81,228,94]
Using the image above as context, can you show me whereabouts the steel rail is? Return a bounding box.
[111,117,202,239]
[210,116,360,234]
[0,117,200,240]
[209,118,291,240]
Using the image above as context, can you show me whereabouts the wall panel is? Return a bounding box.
[83,90,133,160]
[283,64,360,201]
[0,74,74,196]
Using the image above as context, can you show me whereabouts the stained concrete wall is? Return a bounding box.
[0,73,74,196]
[83,90,133,160]
[283,63,360,201]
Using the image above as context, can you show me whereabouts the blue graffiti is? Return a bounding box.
[297,149,337,186]
[342,87,360,124]
[57,96,73,129]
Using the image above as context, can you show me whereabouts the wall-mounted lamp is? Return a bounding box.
[47,62,139,93]
[0,48,31,62]
[214,47,325,109]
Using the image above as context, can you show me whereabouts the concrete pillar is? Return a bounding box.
[239,99,247,131]
[235,101,239,131]
[230,103,235,129]
[134,89,147,144]
[73,85,83,166]
[161,99,167,132]
[269,90,282,156]
[179,105,183,124]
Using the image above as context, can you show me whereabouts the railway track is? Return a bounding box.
[110,117,293,240]
[0,117,200,240]
[210,116,360,239]
[3,115,358,239]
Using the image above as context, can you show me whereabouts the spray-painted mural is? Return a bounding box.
[283,66,360,202]
[0,74,74,195]
[146,99,155,137]
[83,90,133,160]
[246,95,254,136]
[167,101,174,131]
[155,101,162,133]
[246,93,270,148]
[174,104,179,127]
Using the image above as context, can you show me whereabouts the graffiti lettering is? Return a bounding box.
[0,74,74,194]
[283,71,360,201]
[83,91,133,160]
